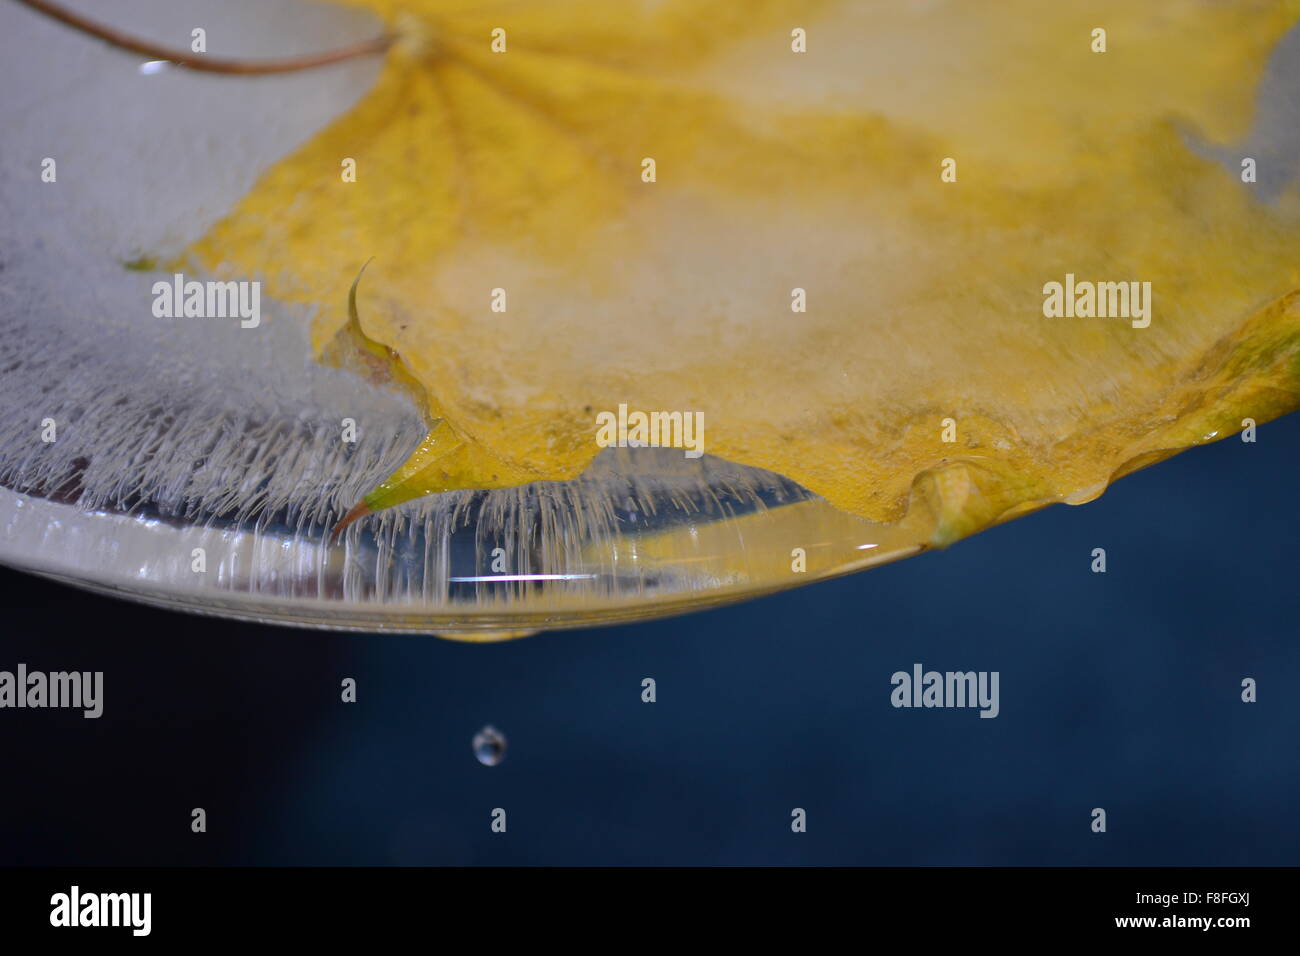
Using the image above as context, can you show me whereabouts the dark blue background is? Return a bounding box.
[1,414,1296,866]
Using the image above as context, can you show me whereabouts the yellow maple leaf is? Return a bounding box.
[184,0,1300,548]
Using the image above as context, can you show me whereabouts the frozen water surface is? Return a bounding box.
[0,0,907,637]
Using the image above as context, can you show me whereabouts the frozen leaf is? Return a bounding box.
[184,0,1300,547]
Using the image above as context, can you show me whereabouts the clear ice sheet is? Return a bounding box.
[0,0,900,635]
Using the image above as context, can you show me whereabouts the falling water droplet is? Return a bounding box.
[473,725,506,766]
